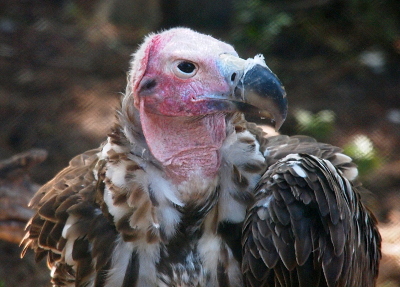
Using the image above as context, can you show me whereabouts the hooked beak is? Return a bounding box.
[219,54,288,130]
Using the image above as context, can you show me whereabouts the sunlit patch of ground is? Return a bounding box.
[377,210,400,286]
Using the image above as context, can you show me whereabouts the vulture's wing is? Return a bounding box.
[242,136,381,287]
[20,148,118,286]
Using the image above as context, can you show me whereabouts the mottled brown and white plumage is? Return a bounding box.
[21,28,381,287]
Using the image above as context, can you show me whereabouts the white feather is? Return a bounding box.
[292,164,307,178]
[224,247,243,287]
[100,140,129,159]
[157,205,181,239]
[62,214,78,239]
[218,191,247,223]
[103,186,131,222]
[136,241,160,287]
[331,152,352,164]
[333,152,359,181]
[198,234,221,285]
[105,236,135,287]
[342,166,358,181]
[105,160,129,187]
[147,166,183,207]
[63,236,76,266]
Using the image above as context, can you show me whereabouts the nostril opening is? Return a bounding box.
[231,72,237,82]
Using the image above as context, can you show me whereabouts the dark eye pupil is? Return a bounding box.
[177,62,195,73]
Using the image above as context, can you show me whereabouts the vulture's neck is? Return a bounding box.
[139,110,227,186]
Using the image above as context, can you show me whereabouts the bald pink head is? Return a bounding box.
[129,28,238,117]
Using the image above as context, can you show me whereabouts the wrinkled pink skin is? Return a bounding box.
[140,107,226,183]
[133,29,237,183]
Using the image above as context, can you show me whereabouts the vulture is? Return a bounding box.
[21,28,381,287]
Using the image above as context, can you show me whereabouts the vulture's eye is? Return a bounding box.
[173,61,198,79]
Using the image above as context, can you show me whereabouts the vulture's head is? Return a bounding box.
[120,28,287,184]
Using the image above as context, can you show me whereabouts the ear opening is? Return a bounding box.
[126,33,161,109]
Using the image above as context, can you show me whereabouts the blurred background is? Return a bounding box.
[0,0,399,286]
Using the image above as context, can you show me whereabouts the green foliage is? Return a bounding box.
[294,109,335,141]
[232,0,293,54]
[343,134,382,177]
[378,280,400,287]
[232,0,400,57]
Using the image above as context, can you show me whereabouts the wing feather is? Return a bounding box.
[242,152,381,287]
[21,148,122,286]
